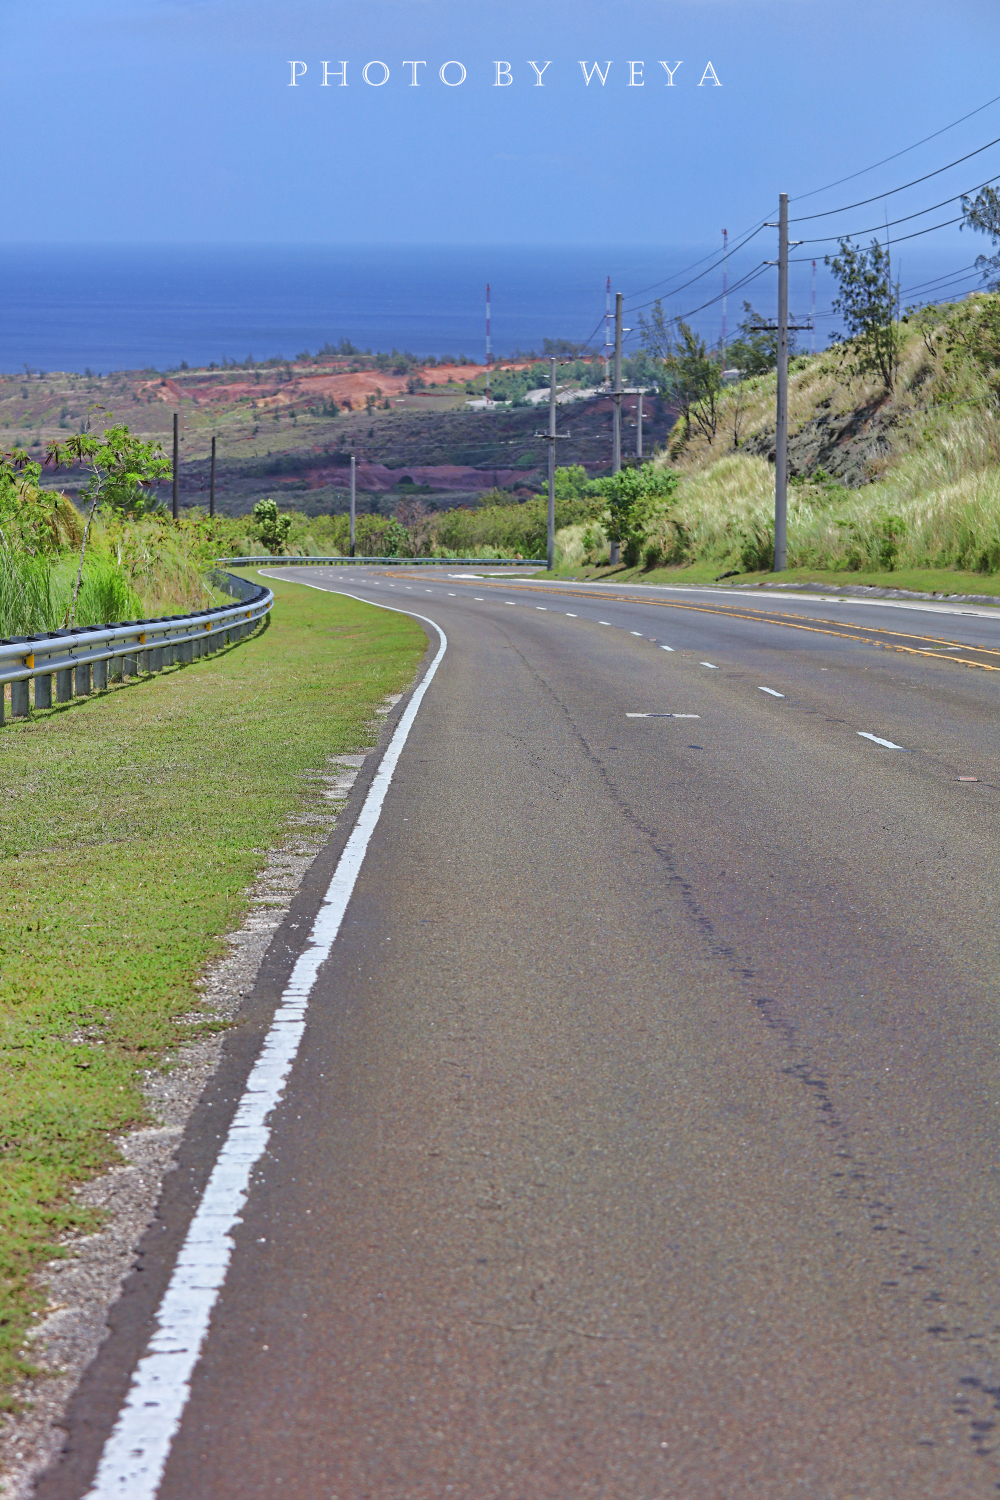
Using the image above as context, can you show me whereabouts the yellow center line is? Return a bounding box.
[377,569,1000,672]
[385,575,1000,672]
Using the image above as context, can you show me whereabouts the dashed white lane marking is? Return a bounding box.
[599,620,611,625]
[858,731,905,749]
[627,713,701,719]
[699,661,718,669]
[448,592,456,596]
[505,601,515,605]
[661,645,674,652]
[566,612,577,617]
[758,686,784,698]
[474,597,484,601]
[631,631,643,636]
[536,606,547,611]
[85,592,448,1500]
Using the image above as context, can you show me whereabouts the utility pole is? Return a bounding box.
[486,284,491,404]
[609,292,624,565]
[613,292,623,474]
[547,359,557,570]
[775,192,788,571]
[172,412,179,520]
[536,357,570,570]
[636,392,643,459]
[350,454,356,557]
[604,276,612,384]
[721,228,729,369]
[209,435,216,518]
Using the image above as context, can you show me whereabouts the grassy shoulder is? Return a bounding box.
[0,575,426,1406]
[551,559,1000,599]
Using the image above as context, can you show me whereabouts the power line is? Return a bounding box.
[623,224,768,313]
[789,134,1000,222]
[789,214,966,260]
[623,217,771,302]
[791,91,1000,204]
[792,171,1000,245]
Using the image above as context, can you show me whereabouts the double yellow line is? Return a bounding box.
[395,572,1000,675]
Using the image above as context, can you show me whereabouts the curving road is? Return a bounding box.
[41,568,1000,1500]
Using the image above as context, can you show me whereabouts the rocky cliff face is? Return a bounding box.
[743,396,897,488]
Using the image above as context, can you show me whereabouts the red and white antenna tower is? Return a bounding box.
[721,228,728,368]
[486,283,492,402]
[604,276,611,384]
[811,260,816,356]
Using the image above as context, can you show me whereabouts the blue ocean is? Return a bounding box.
[0,243,690,376]
[1,243,954,376]
[0,244,656,375]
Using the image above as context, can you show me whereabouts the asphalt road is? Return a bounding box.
[41,569,1000,1499]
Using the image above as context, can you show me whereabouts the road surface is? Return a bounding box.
[39,569,1000,1500]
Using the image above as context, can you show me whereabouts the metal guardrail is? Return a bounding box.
[0,571,272,724]
[219,555,541,568]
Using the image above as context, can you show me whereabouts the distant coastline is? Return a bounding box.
[0,240,841,377]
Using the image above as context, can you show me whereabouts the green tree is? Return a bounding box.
[825,238,901,393]
[725,301,798,377]
[961,185,1000,290]
[252,497,292,554]
[637,305,722,444]
[591,463,678,565]
[46,418,171,625]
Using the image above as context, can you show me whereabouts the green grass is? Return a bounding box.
[553,557,1000,598]
[0,575,426,1405]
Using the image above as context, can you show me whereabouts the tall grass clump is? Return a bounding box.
[0,544,59,638]
[72,555,144,626]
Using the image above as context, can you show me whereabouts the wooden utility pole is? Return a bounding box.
[612,292,623,476]
[172,413,179,520]
[548,360,557,570]
[775,192,788,571]
[761,193,807,571]
[209,436,216,518]
[350,455,356,557]
[536,358,570,570]
[610,293,623,565]
[637,393,643,459]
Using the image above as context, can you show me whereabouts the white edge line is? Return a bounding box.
[857,731,905,749]
[84,581,447,1500]
[758,686,785,698]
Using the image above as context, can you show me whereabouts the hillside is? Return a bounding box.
[558,293,1000,587]
[2,354,671,517]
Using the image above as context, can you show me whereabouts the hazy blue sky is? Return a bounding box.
[3,0,1000,344]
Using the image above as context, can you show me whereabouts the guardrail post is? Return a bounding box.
[123,652,137,676]
[74,662,91,696]
[150,646,163,672]
[35,673,53,709]
[109,655,123,681]
[56,667,73,702]
[93,658,108,691]
[11,679,29,718]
